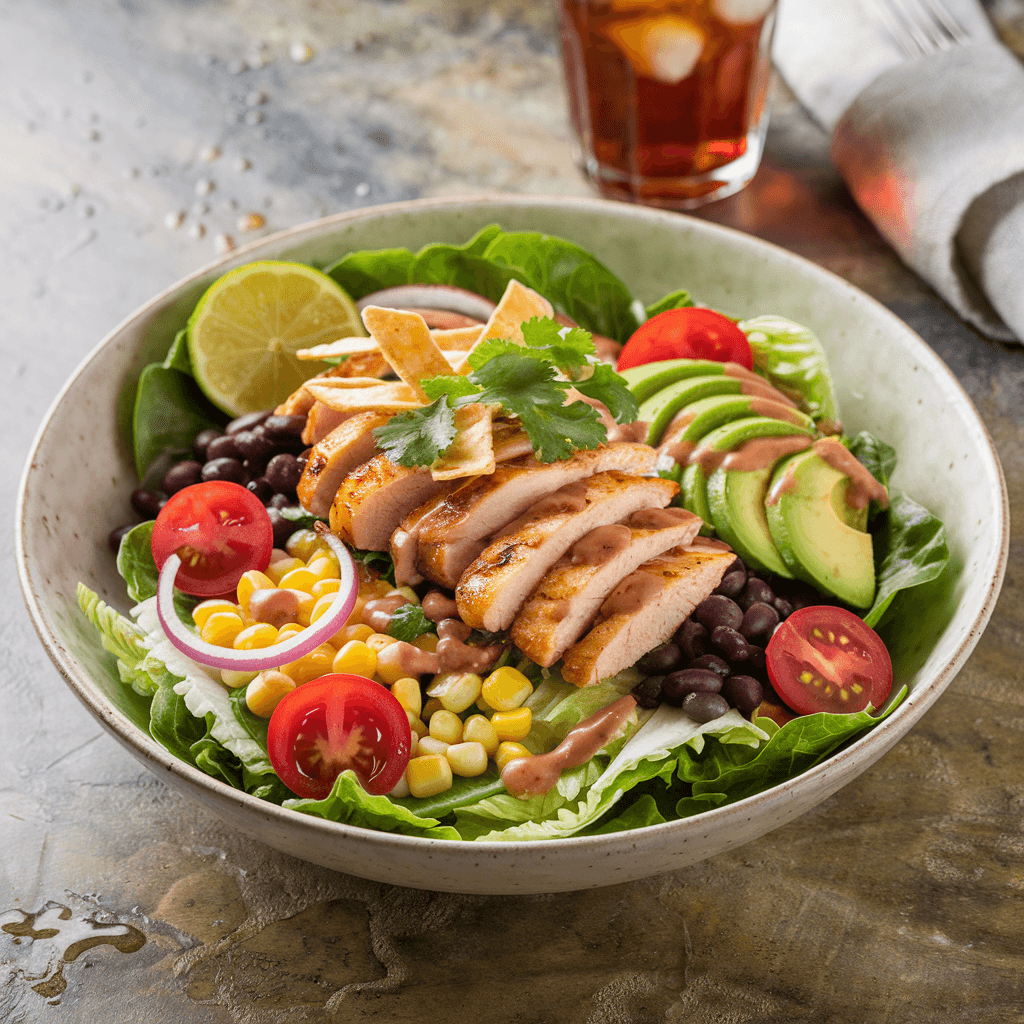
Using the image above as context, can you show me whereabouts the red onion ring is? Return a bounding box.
[156,532,358,671]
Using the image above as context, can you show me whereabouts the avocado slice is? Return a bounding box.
[638,375,744,445]
[765,449,875,608]
[680,463,714,535]
[619,358,727,404]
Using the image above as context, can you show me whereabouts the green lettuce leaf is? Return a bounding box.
[325,247,417,299]
[116,521,197,625]
[386,603,435,643]
[163,329,193,374]
[645,289,695,319]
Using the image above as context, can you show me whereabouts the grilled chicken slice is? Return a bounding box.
[302,402,351,446]
[560,543,735,687]
[330,455,451,550]
[511,508,704,667]
[297,411,392,519]
[414,442,659,588]
[456,474,679,633]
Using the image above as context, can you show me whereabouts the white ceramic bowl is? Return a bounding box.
[17,196,1008,894]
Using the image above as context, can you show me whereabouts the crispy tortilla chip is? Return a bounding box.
[361,306,453,399]
[297,336,380,361]
[306,379,423,412]
[431,403,497,480]
[476,280,555,348]
[431,326,484,350]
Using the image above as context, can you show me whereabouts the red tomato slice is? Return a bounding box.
[766,607,893,716]
[617,308,753,371]
[267,674,413,799]
[151,481,273,597]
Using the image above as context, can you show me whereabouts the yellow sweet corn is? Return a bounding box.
[200,610,246,647]
[278,566,319,594]
[266,555,304,584]
[391,677,422,717]
[236,569,276,611]
[418,735,450,757]
[412,632,439,653]
[331,623,374,646]
[221,668,259,689]
[482,666,533,712]
[494,741,532,772]
[311,577,342,599]
[245,670,295,717]
[491,707,532,742]
[280,643,335,685]
[233,622,280,650]
[446,741,488,778]
[285,528,321,561]
[310,593,339,624]
[306,555,338,583]
[426,672,482,714]
[462,714,499,756]
[388,771,411,799]
[421,697,445,720]
[277,622,304,642]
[192,599,241,630]
[406,755,453,798]
[331,640,377,678]
[366,632,397,653]
[428,709,463,745]
[405,708,428,739]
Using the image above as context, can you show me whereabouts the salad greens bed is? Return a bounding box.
[78,225,950,842]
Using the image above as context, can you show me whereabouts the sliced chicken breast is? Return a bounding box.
[456,474,679,632]
[414,442,659,588]
[559,543,736,687]
[297,411,392,519]
[511,508,704,667]
[302,402,352,446]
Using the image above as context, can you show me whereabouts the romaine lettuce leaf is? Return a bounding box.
[116,521,198,625]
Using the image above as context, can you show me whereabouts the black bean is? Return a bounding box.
[692,594,744,632]
[264,453,303,495]
[738,577,774,610]
[233,428,277,460]
[161,459,203,496]
[201,457,248,485]
[773,596,794,619]
[226,410,272,434]
[722,675,764,715]
[674,619,709,661]
[268,493,292,510]
[683,691,730,723]
[662,668,723,705]
[263,414,307,440]
[266,506,296,547]
[638,642,682,675]
[247,477,273,503]
[740,601,780,642]
[130,488,164,519]
[242,456,269,480]
[714,570,747,598]
[206,434,242,461]
[632,676,665,710]
[108,523,135,553]
[192,427,224,462]
[688,654,731,678]
[710,625,750,661]
[725,557,746,577]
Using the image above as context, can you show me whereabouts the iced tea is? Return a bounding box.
[558,0,777,207]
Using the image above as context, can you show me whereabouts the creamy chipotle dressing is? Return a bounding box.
[813,438,889,509]
[723,363,798,407]
[501,694,637,797]
[570,523,632,565]
[691,433,813,476]
[601,571,662,617]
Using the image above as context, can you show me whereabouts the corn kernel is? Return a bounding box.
[270,547,289,561]
[476,696,494,714]
[200,610,245,647]
[285,528,321,561]
[418,736,450,757]
[278,566,319,594]
[293,591,316,627]
[331,623,374,646]
[277,622,304,642]
[426,672,482,714]
[392,677,422,717]
[392,586,419,603]
[193,599,240,630]
[345,594,368,627]
[375,642,420,686]
[280,643,335,685]
[491,707,532,742]
[310,593,341,624]
[406,708,428,739]
[371,578,394,598]
[245,670,295,717]
[495,741,532,772]
[446,741,488,778]
[266,555,304,584]
[331,640,377,678]
[462,714,499,756]
[221,668,259,689]
[366,632,397,653]
[388,771,411,799]
[306,555,338,583]
[429,709,464,745]
[482,666,533,711]
[422,697,444,720]
[233,622,280,650]
[406,754,453,798]
[311,578,342,599]
[412,632,439,653]
[236,569,276,611]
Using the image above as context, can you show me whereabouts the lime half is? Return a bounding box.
[187,261,366,416]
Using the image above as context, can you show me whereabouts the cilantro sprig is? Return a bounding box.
[373,317,639,466]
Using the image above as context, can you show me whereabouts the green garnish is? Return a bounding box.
[386,604,436,644]
[373,317,639,466]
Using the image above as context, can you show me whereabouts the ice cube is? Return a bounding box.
[713,0,775,26]
[604,15,705,85]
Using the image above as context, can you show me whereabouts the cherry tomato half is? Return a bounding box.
[766,606,893,716]
[617,308,754,371]
[151,480,273,597]
[267,673,413,799]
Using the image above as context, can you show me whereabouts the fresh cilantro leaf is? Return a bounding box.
[386,603,436,643]
[519,315,565,350]
[521,318,596,375]
[467,337,539,372]
[373,398,458,467]
[350,548,396,585]
[575,362,640,424]
[421,374,482,402]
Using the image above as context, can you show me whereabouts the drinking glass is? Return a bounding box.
[558,0,778,208]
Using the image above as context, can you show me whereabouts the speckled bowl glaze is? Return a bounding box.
[17,196,1008,894]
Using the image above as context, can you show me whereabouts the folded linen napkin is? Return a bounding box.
[773,0,1024,343]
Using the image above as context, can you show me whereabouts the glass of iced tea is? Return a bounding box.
[558,0,778,208]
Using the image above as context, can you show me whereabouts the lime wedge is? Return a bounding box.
[187,261,366,416]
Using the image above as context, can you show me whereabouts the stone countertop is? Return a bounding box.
[2,1,1022,1021]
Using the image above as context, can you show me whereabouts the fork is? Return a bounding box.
[868,0,972,56]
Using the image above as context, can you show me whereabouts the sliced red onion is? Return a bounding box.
[355,284,497,321]
[156,532,358,672]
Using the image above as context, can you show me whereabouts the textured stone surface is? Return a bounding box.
[3,1,1023,1021]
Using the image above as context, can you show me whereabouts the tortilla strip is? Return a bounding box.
[297,336,380,361]
[361,306,453,399]
[431,403,497,480]
[432,325,484,350]
[305,379,423,412]
[475,279,554,348]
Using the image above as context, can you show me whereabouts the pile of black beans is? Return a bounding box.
[111,410,308,551]
[631,557,825,724]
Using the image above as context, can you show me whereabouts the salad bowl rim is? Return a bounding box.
[16,193,1010,864]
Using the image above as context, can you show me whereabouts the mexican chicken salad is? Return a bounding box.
[76,224,951,842]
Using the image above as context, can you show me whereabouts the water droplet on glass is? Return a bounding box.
[234,157,252,172]
[245,90,267,107]
[199,145,221,162]
[88,129,101,142]
[227,58,249,75]
[244,109,264,126]
[289,42,314,63]
[215,233,235,254]
[192,201,210,215]
[188,223,207,240]
[195,178,215,196]
[237,212,265,232]
[164,211,185,230]
[355,182,370,197]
